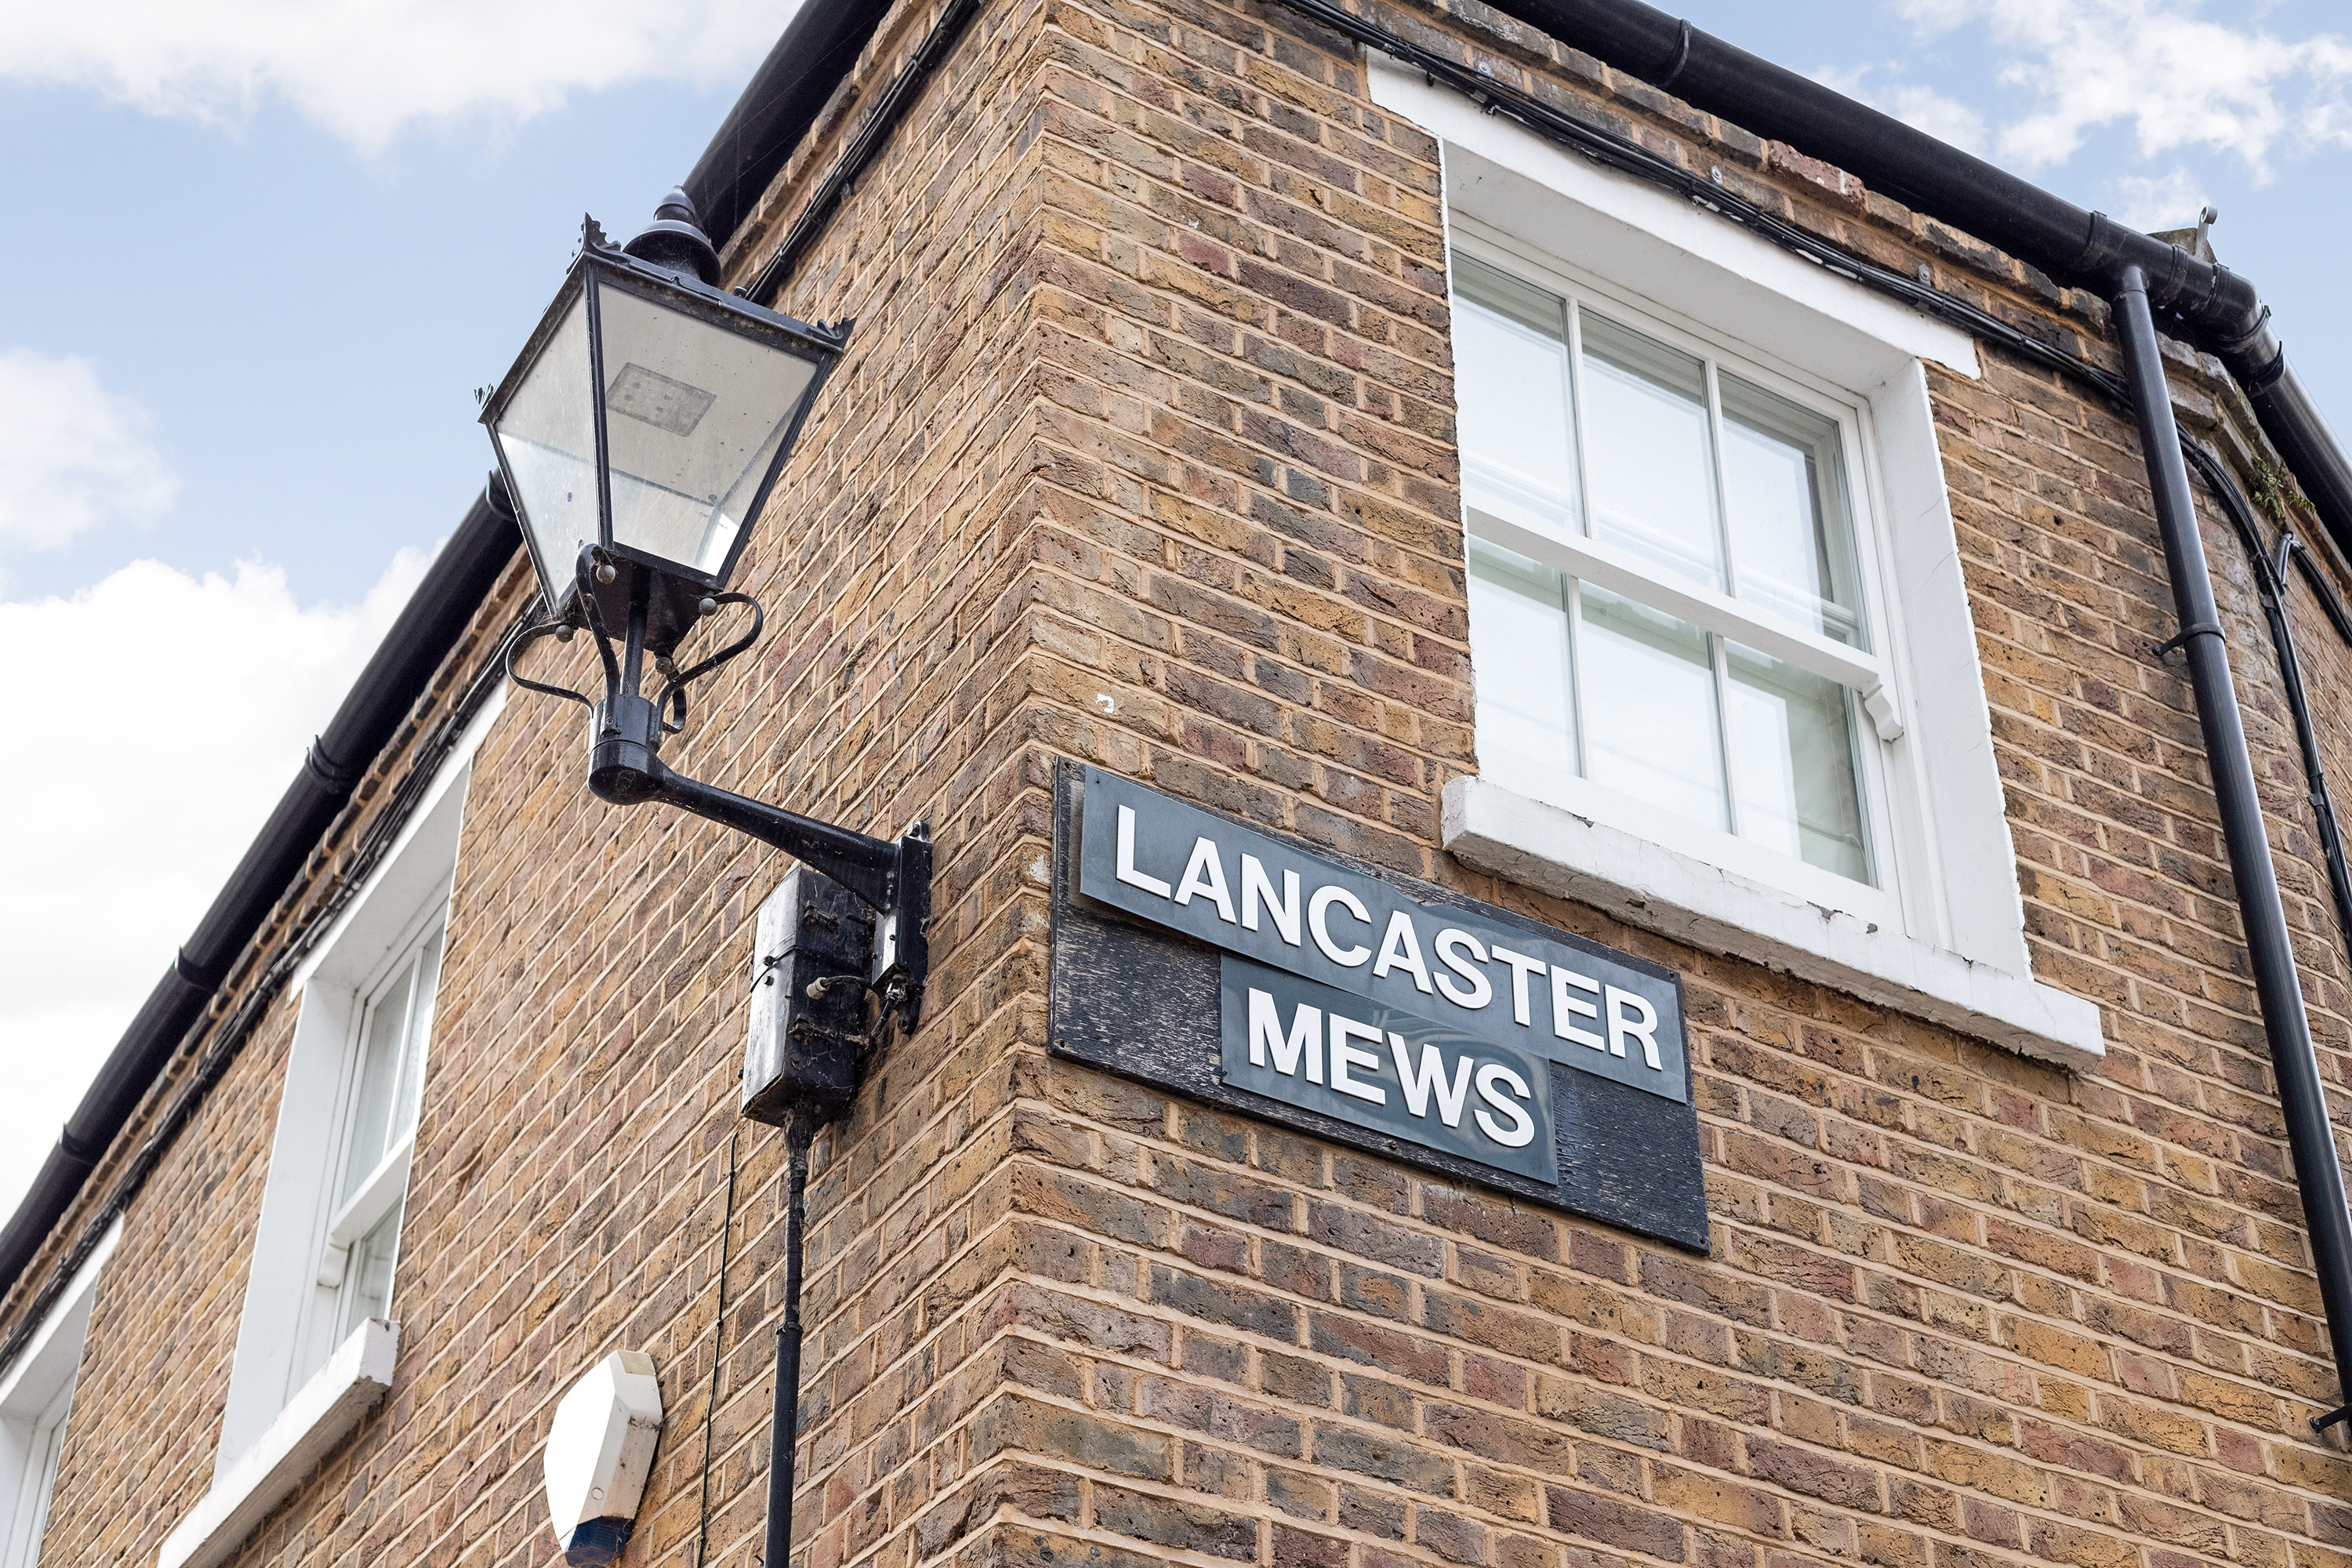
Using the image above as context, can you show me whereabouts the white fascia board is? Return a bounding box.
[1444,777,2105,1072]
[158,1319,397,1568]
[1365,54,1981,387]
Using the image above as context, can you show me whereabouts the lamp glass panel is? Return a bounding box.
[489,293,599,604]
[593,286,819,578]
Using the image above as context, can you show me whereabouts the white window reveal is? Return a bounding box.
[0,1220,119,1568]
[161,687,501,1568]
[1365,56,2102,1069]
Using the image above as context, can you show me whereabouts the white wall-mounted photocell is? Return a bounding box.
[543,1351,663,1566]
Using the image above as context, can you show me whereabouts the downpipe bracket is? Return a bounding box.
[2151,620,2225,662]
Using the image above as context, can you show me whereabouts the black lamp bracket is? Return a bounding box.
[509,546,931,1031]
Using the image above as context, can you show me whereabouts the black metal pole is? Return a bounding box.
[765,1112,815,1566]
[2114,265,2352,1425]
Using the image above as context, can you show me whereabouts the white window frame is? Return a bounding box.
[161,688,502,1568]
[1367,56,2103,1069]
[288,899,444,1381]
[0,1219,119,1568]
[1454,227,1907,929]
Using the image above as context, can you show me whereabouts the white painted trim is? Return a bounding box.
[1366,55,1980,383]
[157,1320,397,1568]
[289,684,504,996]
[1468,506,1895,717]
[1374,56,2091,1062]
[0,1218,118,1416]
[1445,776,2104,1070]
[214,684,499,1475]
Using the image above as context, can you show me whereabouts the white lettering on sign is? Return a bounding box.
[1221,960,1560,1181]
[1116,804,1172,898]
[1247,988,1322,1083]
[1550,966,1606,1051]
[1474,1064,1536,1147]
[1308,885,1373,967]
[1372,909,1433,993]
[1087,769,1684,1106]
[1608,986,1662,1068]
[1433,928,1492,1009]
[1391,1035,1472,1127]
[1490,946,1545,1026]
[1328,1014,1387,1104]
[1240,855,1301,945]
[1174,836,1236,922]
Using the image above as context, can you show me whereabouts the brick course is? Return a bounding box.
[13,0,2352,1566]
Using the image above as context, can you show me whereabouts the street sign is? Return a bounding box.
[1049,764,1709,1250]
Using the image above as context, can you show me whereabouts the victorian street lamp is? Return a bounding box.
[489,192,927,1568]
[487,191,930,1048]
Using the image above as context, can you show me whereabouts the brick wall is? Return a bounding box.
[16,0,2352,1565]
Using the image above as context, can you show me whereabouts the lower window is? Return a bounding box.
[1469,546,1875,885]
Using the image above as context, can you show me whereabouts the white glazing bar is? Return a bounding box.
[1702,359,1740,601]
[325,1137,412,1252]
[1565,574,1591,779]
[1710,633,1742,839]
[1468,507,1893,710]
[1564,299,1595,538]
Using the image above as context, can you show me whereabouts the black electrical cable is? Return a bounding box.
[2114,266,2352,1430]
[1260,0,2352,1428]
[0,590,539,1380]
[693,1127,739,1568]
[765,1112,816,1568]
[745,0,987,305]
[2183,443,2352,976]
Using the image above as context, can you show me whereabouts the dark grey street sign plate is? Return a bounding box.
[1048,762,1710,1250]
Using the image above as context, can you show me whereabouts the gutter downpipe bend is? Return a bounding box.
[1485,0,2352,561]
[2114,267,2352,1423]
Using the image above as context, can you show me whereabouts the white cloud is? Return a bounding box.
[0,549,431,1220]
[2111,166,2212,230]
[0,0,794,153]
[0,350,176,554]
[1897,0,2352,177]
[1814,64,1990,154]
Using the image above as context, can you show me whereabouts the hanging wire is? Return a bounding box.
[693,1127,741,1568]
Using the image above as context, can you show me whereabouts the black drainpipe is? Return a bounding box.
[2111,269,2352,1425]
[1271,0,2352,1429]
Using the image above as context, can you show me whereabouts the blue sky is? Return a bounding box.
[2,0,2349,1218]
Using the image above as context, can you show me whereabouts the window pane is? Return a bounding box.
[1577,584,1727,830]
[1579,312,1723,593]
[339,1197,404,1340]
[595,285,818,579]
[1726,643,1872,883]
[390,931,443,1150]
[1468,539,1577,777]
[491,294,599,597]
[1719,374,1865,647]
[1453,259,1577,542]
[339,956,415,1204]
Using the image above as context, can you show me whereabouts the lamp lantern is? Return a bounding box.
[482,189,848,655]
[495,193,929,1036]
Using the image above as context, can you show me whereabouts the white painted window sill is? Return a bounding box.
[158,1319,397,1568]
[1443,777,2105,1072]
